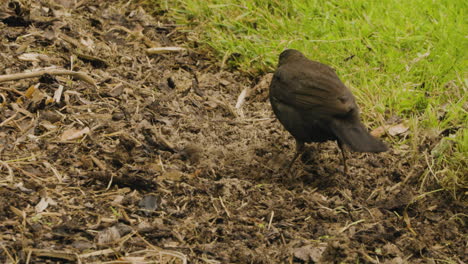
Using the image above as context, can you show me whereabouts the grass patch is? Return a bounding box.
[146,0,467,198]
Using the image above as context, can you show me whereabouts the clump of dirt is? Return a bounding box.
[0,0,466,263]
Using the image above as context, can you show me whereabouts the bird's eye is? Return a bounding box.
[338,96,347,104]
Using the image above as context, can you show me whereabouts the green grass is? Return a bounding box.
[147,0,467,198]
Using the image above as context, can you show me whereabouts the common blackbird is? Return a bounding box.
[269,49,388,173]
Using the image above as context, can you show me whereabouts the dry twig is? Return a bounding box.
[0,69,97,88]
[146,47,187,54]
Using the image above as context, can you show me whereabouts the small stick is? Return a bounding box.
[339,219,365,233]
[53,85,64,103]
[218,196,231,218]
[210,195,220,214]
[0,113,17,127]
[0,87,24,96]
[0,161,14,182]
[0,69,97,88]
[267,211,274,230]
[73,51,108,67]
[134,232,188,264]
[77,247,120,259]
[146,47,186,54]
[235,87,249,109]
[1,244,17,264]
[90,155,107,171]
[108,25,159,48]
[25,248,77,261]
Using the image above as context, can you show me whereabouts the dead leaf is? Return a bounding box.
[111,195,125,206]
[96,226,121,245]
[60,127,90,141]
[382,243,402,256]
[371,123,409,137]
[138,194,159,215]
[80,37,95,50]
[388,123,409,136]
[159,170,183,181]
[293,245,326,262]
[431,135,455,158]
[24,84,39,98]
[370,126,386,138]
[35,197,51,213]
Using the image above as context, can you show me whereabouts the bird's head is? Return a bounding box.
[278,49,305,66]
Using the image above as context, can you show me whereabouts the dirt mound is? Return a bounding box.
[0,1,465,263]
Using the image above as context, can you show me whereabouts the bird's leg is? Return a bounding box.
[287,140,305,172]
[337,141,348,175]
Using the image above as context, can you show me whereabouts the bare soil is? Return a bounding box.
[0,1,466,263]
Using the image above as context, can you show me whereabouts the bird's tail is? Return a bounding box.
[330,119,388,152]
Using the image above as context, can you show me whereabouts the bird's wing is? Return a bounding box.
[271,63,355,118]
